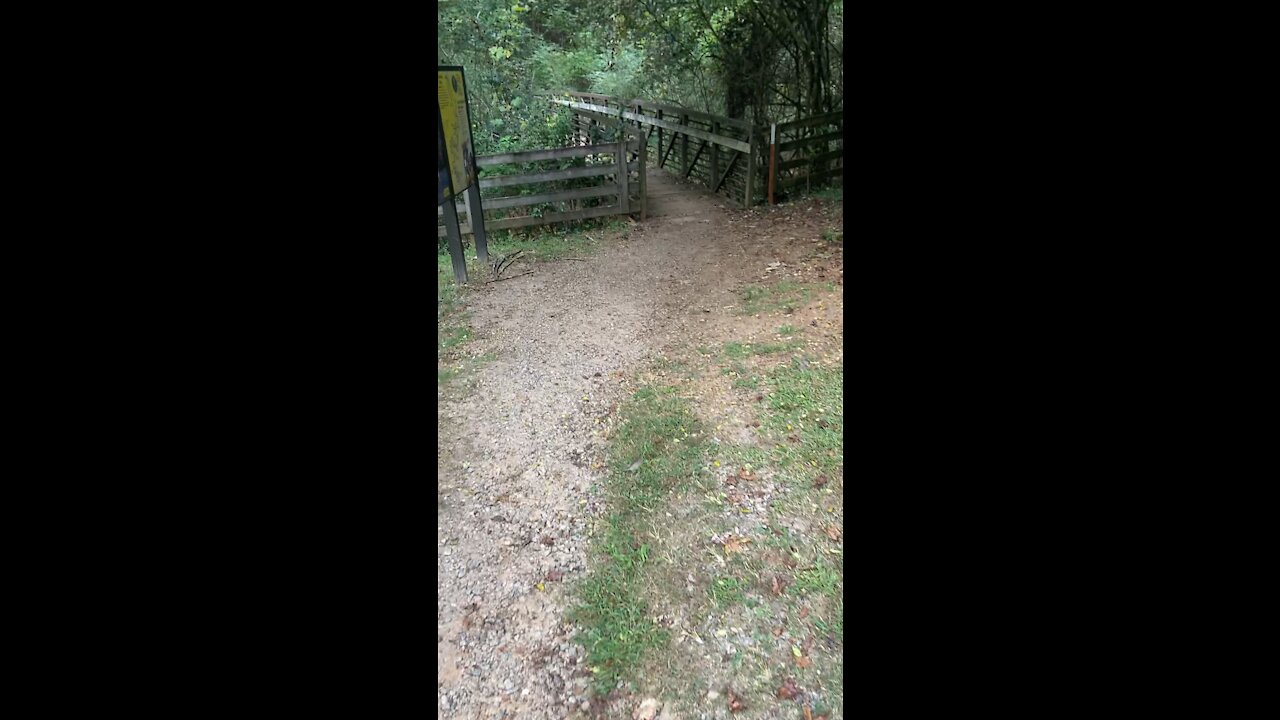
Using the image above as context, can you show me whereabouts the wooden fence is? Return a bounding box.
[548,92,841,207]
[771,110,843,197]
[436,127,646,237]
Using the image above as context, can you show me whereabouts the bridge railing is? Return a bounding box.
[436,127,646,237]
[546,91,842,207]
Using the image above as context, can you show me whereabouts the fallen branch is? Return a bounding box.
[486,270,534,283]
[561,257,590,261]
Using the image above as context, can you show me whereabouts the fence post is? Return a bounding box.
[617,137,630,215]
[710,120,720,193]
[657,109,663,167]
[744,128,757,208]
[768,123,778,205]
[637,129,647,221]
[681,113,689,178]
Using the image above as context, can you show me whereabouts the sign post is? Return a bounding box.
[439,116,468,285]
[438,67,488,278]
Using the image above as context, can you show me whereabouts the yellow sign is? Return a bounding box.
[438,67,475,198]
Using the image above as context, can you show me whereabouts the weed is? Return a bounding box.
[777,325,798,336]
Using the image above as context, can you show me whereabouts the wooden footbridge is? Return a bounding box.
[437,91,842,239]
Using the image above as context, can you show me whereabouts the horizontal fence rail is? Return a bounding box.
[436,130,646,237]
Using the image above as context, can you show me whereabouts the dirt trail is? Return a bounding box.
[438,171,841,719]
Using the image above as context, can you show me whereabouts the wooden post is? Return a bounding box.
[617,138,630,215]
[681,113,689,178]
[464,181,488,266]
[744,129,756,208]
[637,130,647,221]
[710,120,720,193]
[657,109,663,168]
[768,123,778,205]
[441,195,468,285]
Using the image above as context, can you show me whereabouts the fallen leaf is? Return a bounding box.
[723,536,751,554]
[737,467,754,480]
[771,576,784,595]
[798,606,810,619]
[804,706,813,720]
[726,686,746,713]
[772,626,784,637]
[796,655,812,668]
[824,525,841,542]
[545,569,565,582]
[803,635,815,653]
[540,535,556,546]
[535,582,545,591]
[813,475,829,488]
[776,678,800,700]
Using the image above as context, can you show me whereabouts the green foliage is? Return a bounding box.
[440,0,843,156]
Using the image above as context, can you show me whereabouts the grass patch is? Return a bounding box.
[777,325,798,336]
[709,576,748,607]
[739,280,831,315]
[572,384,709,694]
[439,325,471,350]
[722,340,804,359]
[762,358,843,483]
[794,562,840,597]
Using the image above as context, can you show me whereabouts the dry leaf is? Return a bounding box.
[824,525,841,542]
[776,678,800,700]
[798,605,810,619]
[804,706,813,720]
[813,475,829,488]
[771,576,785,596]
[803,635,815,653]
[540,535,556,546]
[724,536,751,554]
[796,655,812,668]
[726,687,746,713]
[772,626,784,637]
[545,569,565,582]
[737,467,754,480]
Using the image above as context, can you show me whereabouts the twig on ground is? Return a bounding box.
[561,257,589,261]
[486,271,534,283]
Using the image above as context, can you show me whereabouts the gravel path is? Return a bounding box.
[435,171,849,719]
[438,173,743,719]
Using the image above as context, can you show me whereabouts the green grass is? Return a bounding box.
[794,562,840,597]
[762,358,844,483]
[571,384,709,694]
[723,340,803,359]
[739,280,831,315]
[777,325,798,336]
[439,325,472,350]
[809,186,844,202]
[708,576,747,607]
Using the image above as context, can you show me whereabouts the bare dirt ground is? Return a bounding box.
[438,170,843,720]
